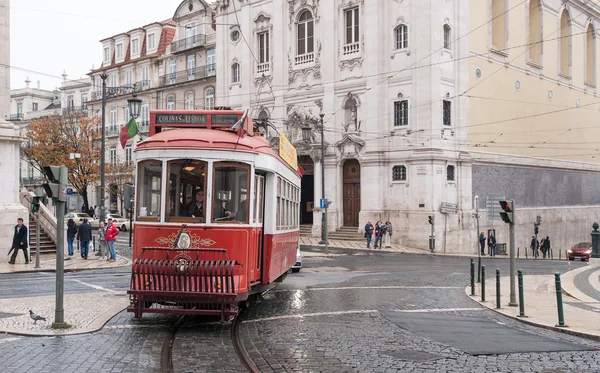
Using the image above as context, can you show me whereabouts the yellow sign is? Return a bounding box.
[279,133,298,170]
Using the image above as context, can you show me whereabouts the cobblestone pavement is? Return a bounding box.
[574,267,600,301]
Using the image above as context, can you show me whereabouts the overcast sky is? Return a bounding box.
[10,0,185,91]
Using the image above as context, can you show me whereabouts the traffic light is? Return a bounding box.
[42,165,68,202]
[534,224,539,235]
[428,215,434,225]
[499,200,514,224]
[124,184,135,210]
[31,197,40,213]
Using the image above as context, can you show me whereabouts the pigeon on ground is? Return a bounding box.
[29,310,47,324]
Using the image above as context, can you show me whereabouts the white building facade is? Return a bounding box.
[215,0,473,250]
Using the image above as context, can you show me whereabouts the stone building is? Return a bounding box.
[213,0,600,253]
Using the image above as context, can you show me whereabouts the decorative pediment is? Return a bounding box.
[254,12,271,25]
[288,0,320,27]
[339,0,364,12]
[335,134,365,163]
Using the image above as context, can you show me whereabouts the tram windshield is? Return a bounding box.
[167,159,208,222]
[137,160,162,221]
[212,162,249,223]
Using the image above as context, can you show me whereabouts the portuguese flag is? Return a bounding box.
[120,118,139,148]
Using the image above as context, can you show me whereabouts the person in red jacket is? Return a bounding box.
[105,218,119,262]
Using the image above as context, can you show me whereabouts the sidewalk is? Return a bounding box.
[467,261,600,340]
[299,236,429,256]
[0,252,131,274]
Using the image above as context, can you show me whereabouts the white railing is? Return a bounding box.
[257,62,270,74]
[343,42,360,55]
[295,53,315,65]
[21,191,59,244]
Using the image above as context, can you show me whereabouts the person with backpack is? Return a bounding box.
[105,218,119,262]
[364,221,374,249]
[77,218,92,260]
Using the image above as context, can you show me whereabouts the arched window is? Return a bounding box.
[231,63,240,83]
[443,25,451,49]
[560,10,572,76]
[446,165,455,181]
[491,0,507,50]
[586,23,596,85]
[297,10,314,56]
[395,24,408,50]
[185,92,194,110]
[167,95,175,110]
[528,0,542,65]
[205,88,214,110]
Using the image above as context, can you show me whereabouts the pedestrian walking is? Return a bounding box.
[479,232,486,256]
[96,221,108,259]
[8,218,28,264]
[105,218,120,262]
[374,221,384,250]
[530,236,539,258]
[364,221,374,249]
[488,233,496,257]
[66,219,78,256]
[542,236,551,259]
[77,219,92,259]
[384,219,393,248]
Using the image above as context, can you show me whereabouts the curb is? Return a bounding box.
[0,256,132,275]
[299,244,427,256]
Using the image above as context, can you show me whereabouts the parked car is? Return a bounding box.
[567,242,592,261]
[106,213,129,232]
[64,212,99,228]
[291,246,302,273]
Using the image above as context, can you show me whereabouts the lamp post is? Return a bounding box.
[302,114,328,245]
[100,73,108,224]
[127,95,142,121]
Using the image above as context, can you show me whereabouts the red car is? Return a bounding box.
[568,242,593,261]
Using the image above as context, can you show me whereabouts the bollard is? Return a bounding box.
[525,247,528,259]
[565,250,568,261]
[93,236,96,252]
[550,248,553,260]
[554,273,568,327]
[517,270,527,317]
[496,268,501,309]
[481,266,486,302]
[470,258,476,295]
[477,256,481,283]
[517,247,520,259]
[559,249,562,260]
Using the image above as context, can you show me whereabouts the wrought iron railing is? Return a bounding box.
[107,126,120,136]
[170,34,207,53]
[21,177,44,185]
[139,120,150,132]
[8,114,23,121]
[90,80,151,101]
[159,64,216,87]
[62,106,88,114]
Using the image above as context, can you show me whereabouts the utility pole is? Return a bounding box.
[474,195,481,283]
[318,113,328,245]
[428,215,435,251]
[100,73,108,225]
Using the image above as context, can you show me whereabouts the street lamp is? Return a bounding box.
[127,95,142,120]
[100,73,108,224]
[302,113,328,245]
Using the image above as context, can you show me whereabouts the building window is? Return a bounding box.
[141,65,149,88]
[124,106,130,122]
[394,100,408,126]
[207,49,216,75]
[185,22,197,44]
[167,95,175,110]
[110,74,117,88]
[110,106,117,129]
[528,0,542,65]
[103,47,110,62]
[125,146,132,165]
[187,55,196,80]
[205,87,214,110]
[185,92,194,110]
[345,7,359,45]
[110,148,117,166]
[443,25,451,49]
[141,101,149,129]
[81,94,88,109]
[169,59,177,84]
[447,165,455,181]
[586,24,595,85]
[395,24,408,50]
[443,100,451,126]
[258,32,269,64]
[560,10,571,76]
[297,11,314,56]
[32,102,38,112]
[16,102,22,115]
[131,38,139,56]
[67,95,74,109]
[147,33,156,50]
[116,43,123,59]
[392,165,407,181]
[231,63,241,83]
[276,176,300,230]
[491,0,507,50]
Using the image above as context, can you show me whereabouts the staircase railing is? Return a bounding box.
[20,191,59,245]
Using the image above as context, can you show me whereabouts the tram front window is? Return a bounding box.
[137,160,162,221]
[212,163,249,223]
[167,159,207,222]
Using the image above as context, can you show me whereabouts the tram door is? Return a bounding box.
[252,174,266,283]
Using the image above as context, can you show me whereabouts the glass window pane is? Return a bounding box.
[354,9,359,42]
[298,23,305,55]
[167,159,207,222]
[137,160,162,219]
[213,163,249,223]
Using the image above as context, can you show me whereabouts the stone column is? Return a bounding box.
[0,0,28,258]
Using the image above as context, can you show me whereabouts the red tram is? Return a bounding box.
[127,109,301,320]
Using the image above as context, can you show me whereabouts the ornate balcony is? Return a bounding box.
[159,64,215,87]
[21,177,44,185]
[257,62,270,74]
[343,42,360,55]
[8,114,23,121]
[170,34,207,54]
[106,126,120,137]
[90,80,151,101]
[295,53,314,65]
[62,106,88,115]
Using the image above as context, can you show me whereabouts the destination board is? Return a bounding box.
[155,114,208,125]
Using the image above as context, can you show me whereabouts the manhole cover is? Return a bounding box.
[383,349,444,362]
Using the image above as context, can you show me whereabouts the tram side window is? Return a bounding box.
[253,175,265,224]
[276,176,300,230]
[137,160,162,220]
[167,159,207,222]
[213,163,249,223]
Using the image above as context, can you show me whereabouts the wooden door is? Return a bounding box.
[343,160,361,227]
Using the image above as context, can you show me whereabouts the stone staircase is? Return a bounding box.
[300,224,364,242]
[300,224,312,237]
[29,215,57,255]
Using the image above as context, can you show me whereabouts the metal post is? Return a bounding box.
[92,236,96,252]
[100,73,108,225]
[496,268,501,309]
[318,113,328,245]
[481,266,486,302]
[129,209,133,250]
[554,273,568,327]
[470,258,475,296]
[477,256,481,283]
[591,222,600,258]
[517,246,520,259]
[509,222,517,306]
[517,269,526,317]
[52,199,67,328]
[34,210,40,268]
[475,196,481,283]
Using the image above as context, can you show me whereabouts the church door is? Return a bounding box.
[343,159,360,227]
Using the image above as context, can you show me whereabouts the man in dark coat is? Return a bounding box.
[77,219,93,259]
[9,218,29,264]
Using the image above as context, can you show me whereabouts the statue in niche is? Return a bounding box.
[344,97,358,132]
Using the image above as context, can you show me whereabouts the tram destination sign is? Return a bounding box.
[155,114,208,125]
